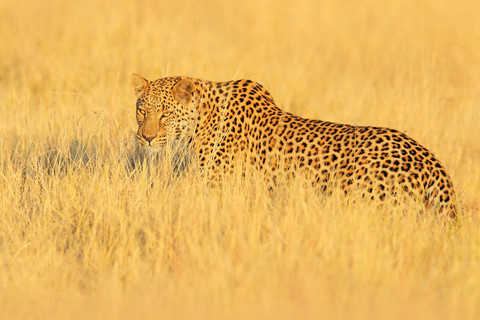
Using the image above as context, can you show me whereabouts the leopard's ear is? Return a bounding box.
[131,73,148,97]
[173,79,195,105]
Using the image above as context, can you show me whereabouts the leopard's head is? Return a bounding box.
[131,74,199,150]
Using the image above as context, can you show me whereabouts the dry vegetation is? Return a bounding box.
[0,0,479,319]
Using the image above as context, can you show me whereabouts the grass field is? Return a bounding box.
[1,0,479,319]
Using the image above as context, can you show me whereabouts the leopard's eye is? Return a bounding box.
[163,111,173,118]
[138,109,146,116]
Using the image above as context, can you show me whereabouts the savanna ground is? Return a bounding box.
[0,0,479,319]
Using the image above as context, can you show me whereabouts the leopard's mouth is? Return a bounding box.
[136,129,191,154]
[136,136,167,149]
[143,140,167,149]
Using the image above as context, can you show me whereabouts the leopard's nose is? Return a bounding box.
[143,134,156,143]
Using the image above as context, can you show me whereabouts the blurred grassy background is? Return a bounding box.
[0,0,479,319]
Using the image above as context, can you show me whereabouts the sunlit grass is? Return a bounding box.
[0,0,479,319]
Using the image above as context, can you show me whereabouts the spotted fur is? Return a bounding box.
[131,74,458,217]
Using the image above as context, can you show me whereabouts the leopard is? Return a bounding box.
[130,73,458,218]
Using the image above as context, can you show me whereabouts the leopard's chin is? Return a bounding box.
[142,141,167,151]
[143,145,165,152]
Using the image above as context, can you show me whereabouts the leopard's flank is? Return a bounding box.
[131,74,458,217]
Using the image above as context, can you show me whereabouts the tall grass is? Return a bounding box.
[0,0,479,319]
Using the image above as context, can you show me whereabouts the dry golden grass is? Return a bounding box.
[1,0,479,319]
